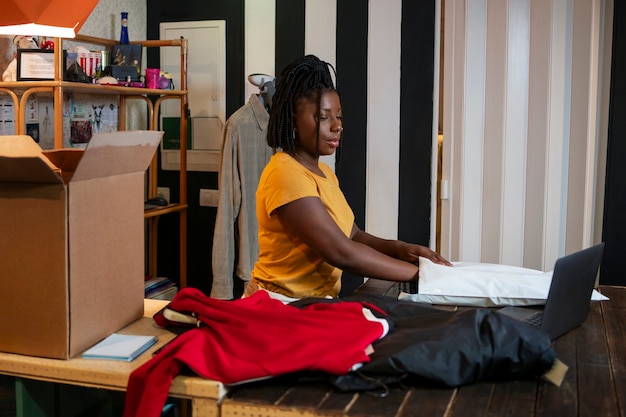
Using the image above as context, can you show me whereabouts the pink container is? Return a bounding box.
[145,68,160,89]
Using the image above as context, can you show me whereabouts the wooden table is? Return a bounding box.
[0,299,225,417]
[2,284,624,417]
[221,283,626,417]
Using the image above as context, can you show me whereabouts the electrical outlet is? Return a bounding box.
[157,187,170,202]
[199,189,219,207]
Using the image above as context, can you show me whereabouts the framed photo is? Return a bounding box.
[26,123,40,143]
[70,120,92,144]
[111,44,142,75]
[16,49,55,81]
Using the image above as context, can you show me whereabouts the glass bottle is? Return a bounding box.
[120,12,129,44]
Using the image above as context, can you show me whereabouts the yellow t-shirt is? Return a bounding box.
[251,152,355,298]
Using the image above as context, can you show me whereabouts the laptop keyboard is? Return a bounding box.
[522,311,544,328]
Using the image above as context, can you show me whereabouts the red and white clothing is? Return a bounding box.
[123,288,389,417]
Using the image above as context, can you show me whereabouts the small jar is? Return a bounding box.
[158,72,174,89]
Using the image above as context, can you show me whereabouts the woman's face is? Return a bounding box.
[294,89,343,158]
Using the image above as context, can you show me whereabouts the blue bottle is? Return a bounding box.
[120,12,129,44]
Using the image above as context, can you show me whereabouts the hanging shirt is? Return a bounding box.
[211,94,273,299]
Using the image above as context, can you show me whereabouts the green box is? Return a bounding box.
[162,117,192,150]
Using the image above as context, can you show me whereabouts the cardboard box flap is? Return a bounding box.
[43,149,84,184]
[72,131,163,182]
[0,135,63,184]
[44,149,84,172]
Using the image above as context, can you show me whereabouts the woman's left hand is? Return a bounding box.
[401,243,453,267]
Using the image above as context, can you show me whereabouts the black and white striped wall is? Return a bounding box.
[147,0,617,290]
[146,0,440,290]
[245,0,440,247]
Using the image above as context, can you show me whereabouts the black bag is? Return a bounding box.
[292,294,555,391]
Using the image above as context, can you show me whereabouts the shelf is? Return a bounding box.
[0,80,187,96]
[0,35,189,288]
[144,203,188,219]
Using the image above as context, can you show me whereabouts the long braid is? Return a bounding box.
[267,55,342,163]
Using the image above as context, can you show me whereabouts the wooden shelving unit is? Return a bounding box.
[0,35,189,288]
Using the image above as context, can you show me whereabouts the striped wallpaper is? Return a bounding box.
[246,0,438,248]
[243,0,437,293]
[143,0,612,289]
[440,0,610,271]
[247,0,609,272]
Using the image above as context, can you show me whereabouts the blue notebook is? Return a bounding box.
[82,333,157,361]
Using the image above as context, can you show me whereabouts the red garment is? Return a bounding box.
[123,289,388,417]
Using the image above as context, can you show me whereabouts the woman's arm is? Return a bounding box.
[351,225,452,266]
[275,196,422,282]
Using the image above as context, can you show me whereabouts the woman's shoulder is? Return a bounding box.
[258,152,320,208]
[262,152,308,184]
[270,151,293,163]
[265,152,335,183]
[266,151,289,165]
[266,152,306,173]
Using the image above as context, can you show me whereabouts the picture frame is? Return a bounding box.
[16,49,55,81]
[111,44,142,75]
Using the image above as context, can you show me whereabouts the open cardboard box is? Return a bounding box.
[0,131,162,359]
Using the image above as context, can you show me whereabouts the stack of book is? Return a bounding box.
[144,277,177,300]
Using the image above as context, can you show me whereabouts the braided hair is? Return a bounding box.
[267,55,343,163]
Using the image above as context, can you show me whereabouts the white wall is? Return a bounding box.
[305,0,338,173]
[245,0,276,101]
[365,1,403,239]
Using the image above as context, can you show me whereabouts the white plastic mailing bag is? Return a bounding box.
[399,257,608,307]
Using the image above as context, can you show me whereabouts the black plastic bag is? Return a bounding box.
[292,294,555,390]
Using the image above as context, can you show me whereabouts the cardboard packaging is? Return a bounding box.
[65,51,102,78]
[0,131,162,359]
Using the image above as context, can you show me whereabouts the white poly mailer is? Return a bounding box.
[399,257,608,307]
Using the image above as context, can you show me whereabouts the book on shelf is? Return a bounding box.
[82,333,157,361]
[144,276,177,299]
[150,286,178,301]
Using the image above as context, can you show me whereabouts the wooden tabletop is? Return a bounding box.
[221,284,626,417]
[0,299,225,403]
[2,286,623,417]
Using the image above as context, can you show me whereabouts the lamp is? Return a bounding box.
[0,0,100,38]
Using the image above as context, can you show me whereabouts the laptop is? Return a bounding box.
[497,243,605,340]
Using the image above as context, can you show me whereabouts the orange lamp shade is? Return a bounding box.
[0,0,100,38]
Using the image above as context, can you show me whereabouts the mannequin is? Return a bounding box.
[211,74,275,299]
[259,79,275,111]
[247,73,275,112]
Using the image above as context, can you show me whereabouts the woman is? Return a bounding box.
[245,55,451,300]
